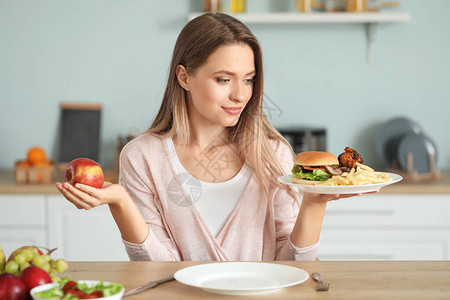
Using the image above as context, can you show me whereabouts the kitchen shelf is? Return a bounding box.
[188,12,410,23]
[188,12,411,63]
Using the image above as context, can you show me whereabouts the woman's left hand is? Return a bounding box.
[56,181,129,210]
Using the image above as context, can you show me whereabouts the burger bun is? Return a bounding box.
[294,151,339,166]
[292,177,329,185]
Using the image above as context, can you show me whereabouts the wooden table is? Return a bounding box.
[63,261,450,299]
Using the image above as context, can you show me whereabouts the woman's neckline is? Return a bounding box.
[165,137,251,186]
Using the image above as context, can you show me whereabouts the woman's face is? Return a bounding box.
[184,43,255,129]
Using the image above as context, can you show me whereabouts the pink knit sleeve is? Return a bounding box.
[118,139,181,261]
[272,187,319,261]
[119,180,181,261]
[272,141,320,261]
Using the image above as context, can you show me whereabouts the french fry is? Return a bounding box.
[305,163,392,186]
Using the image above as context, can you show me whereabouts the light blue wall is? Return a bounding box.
[1,0,449,171]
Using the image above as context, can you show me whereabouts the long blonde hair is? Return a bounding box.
[149,13,292,195]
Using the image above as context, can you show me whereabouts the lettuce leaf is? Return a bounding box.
[291,166,332,181]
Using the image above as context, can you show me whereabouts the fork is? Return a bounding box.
[311,272,330,291]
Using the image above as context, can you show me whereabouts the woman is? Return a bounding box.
[56,13,362,261]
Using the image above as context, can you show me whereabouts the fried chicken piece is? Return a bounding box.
[338,147,364,170]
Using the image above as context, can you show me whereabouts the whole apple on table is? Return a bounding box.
[65,158,104,188]
[0,267,52,300]
[0,273,27,300]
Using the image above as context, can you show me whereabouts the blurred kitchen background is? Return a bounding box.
[1,0,450,262]
[0,0,449,172]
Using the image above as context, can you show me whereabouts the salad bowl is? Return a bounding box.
[31,280,124,300]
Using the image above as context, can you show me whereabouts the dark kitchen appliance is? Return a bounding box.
[277,127,327,154]
[59,102,102,164]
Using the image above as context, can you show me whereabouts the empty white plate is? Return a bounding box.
[174,262,309,296]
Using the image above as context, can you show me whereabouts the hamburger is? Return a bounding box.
[291,151,344,185]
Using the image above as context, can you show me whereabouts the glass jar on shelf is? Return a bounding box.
[296,0,313,12]
[204,0,221,12]
[230,0,246,13]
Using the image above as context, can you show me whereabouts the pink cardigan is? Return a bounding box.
[119,133,319,261]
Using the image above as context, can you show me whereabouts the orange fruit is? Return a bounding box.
[27,147,47,165]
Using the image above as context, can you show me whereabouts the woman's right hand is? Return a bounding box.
[55,181,128,210]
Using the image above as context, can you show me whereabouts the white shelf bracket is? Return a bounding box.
[367,23,377,64]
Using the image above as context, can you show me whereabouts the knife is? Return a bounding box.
[123,273,175,297]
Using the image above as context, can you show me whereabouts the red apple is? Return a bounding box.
[65,158,104,188]
[0,274,27,300]
[20,266,52,299]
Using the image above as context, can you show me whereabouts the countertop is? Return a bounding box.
[0,169,449,194]
[0,169,117,194]
[61,261,450,299]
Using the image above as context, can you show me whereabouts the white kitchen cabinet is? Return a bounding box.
[0,195,46,226]
[0,195,47,256]
[319,228,450,260]
[1,193,449,261]
[317,194,450,260]
[0,229,47,260]
[47,195,129,261]
[0,194,128,261]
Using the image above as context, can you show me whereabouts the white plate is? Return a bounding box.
[278,173,402,194]
[174,262,309,296]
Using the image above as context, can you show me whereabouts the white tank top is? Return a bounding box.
[165,138,253,237]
